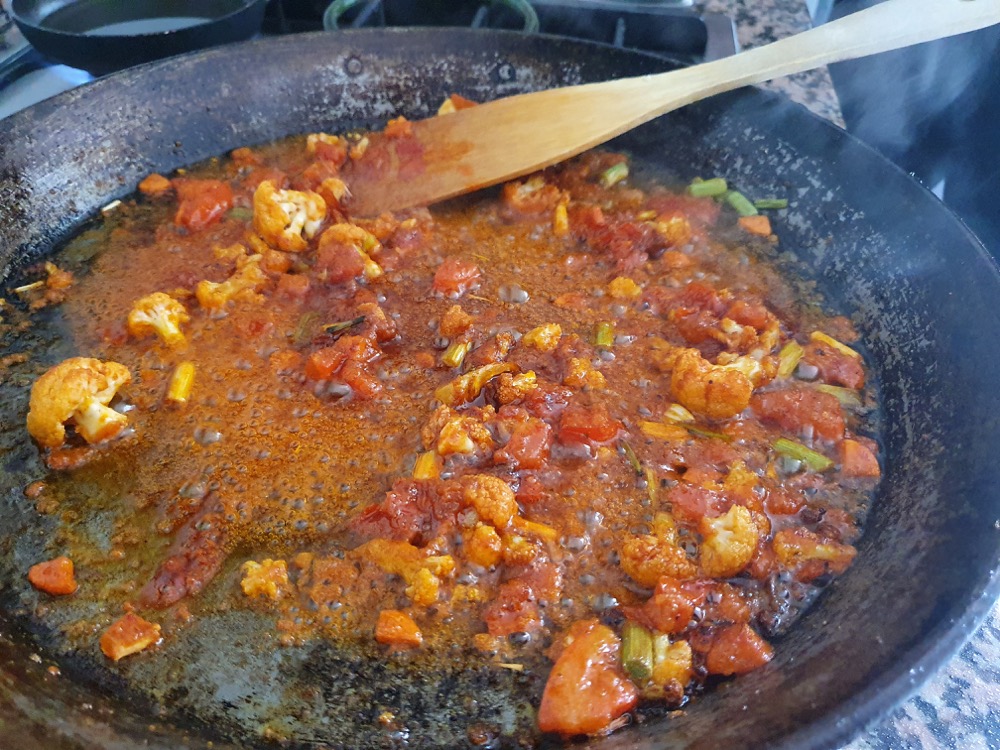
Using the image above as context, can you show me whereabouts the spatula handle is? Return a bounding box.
[650,0,1000,114]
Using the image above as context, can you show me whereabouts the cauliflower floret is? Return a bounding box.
[356,539,454,607]
[522,323,562,352]
[665,347,758,420]
[699,504,757,578]
[462,474,517,528]
[195,252,269,312]
[563,357,606,390]
[240,558,289,600]
[127,292,190,347]
[252,180,327,253]
[318,223,383,279]
[26,357,131,449]
[620,529,698,588]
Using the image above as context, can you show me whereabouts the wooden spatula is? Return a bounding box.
[345,0,1000,216]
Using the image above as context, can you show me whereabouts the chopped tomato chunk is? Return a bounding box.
[557,402,621,445]
[803,340,865,389]
[839,438,881,478]
[538,619,639,736]
[100,613,162,661]
[172,178,233,231]
[27,556,77,596]
[432,257,481,297]
[751,387,845,441]
[704,623,773,676]
[375,609,423,649]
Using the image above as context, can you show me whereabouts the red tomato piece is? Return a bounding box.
[172,178,233,231]
[537,619,639,736]
[802,341,865,389]
[665,482,728,525]
[839,438,881,478]
[557,403,621,445]
[704,623,773,676]
[751,387,845,442]
[495,418,552,470]
[432,257,481,297]
[349,478,465,544]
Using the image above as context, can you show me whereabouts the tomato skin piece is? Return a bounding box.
[27,556,77,596]
[172,178,233,231]
[704,623,774,676]
[538,619,639,737]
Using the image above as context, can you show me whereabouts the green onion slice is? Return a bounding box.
[687,177,728,198]
[773,437,834,472]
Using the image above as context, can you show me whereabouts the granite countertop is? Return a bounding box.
[692,2,1000,748]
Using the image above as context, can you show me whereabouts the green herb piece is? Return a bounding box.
[323,315,366,336]
[687,177,728,198]
[441,340,472,368]
[777,341,805,379]
[754,198,789,210]
[227,206,254,221]
[599,162,629,188]
[621,440,642,475]
[685,424,732,442]
[621,622,654,683]
[773,437,834,472]
[815,384,863,408]
[725,190,759,217]
[595,321,616,348]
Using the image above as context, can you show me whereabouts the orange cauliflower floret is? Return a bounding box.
[620,512,698,588]
[195,251,269,312]
[240,558,289,600]
[666,347,762,420]
[253,180,327,253]
[356,539,454,607]
[318,223,384,279]
[563,357,606,390]
[26,357,131,449]
[699,504,757,578]
[127,292,190,347]
[522,323,562,352]
[462,474,517,528]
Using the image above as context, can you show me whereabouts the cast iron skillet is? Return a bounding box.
[9,0,268,76]
[2,28,1000,750]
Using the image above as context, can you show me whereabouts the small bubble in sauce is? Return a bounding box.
[498,284,529,304]
[194,427,222,445]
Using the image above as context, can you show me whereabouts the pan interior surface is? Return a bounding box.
[1,29,1000,750]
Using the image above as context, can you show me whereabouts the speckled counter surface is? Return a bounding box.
[696,0,845,126]
[690,2,1000,749]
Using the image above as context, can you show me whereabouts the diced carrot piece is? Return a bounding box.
[839,438,881,478]
[375,609,423,649]
[738,215,772,236]
[100,613,161,661]
[27,556,77,596]
[704,623,773,675]
[537,619,639,736]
